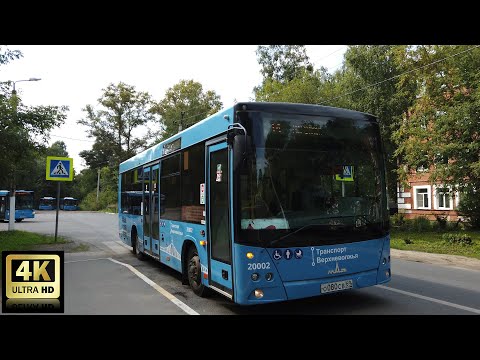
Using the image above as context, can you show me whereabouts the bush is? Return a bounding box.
[435,214,448,230]
[458,187,480,229]
[442,233,473,246]
[412,216,431,232]
[390,213,406,227]
[80,189,117,211]
[403,238,414,244]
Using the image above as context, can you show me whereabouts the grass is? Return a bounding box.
[0,230,68,271]
[70,243,90,252]
[390,228,480,260]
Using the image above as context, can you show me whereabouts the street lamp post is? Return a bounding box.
[7,77,41,231]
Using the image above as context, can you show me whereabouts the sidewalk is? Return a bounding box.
[391,249,480,271]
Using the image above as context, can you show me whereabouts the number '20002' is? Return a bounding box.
[247,262,271,270]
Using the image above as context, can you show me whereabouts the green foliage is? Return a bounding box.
[81,188,117,211]
[71,168,98,202]
[442,233,473,246]
[390,213,406,227]
[458,188,480,228]
[412,216,432,232]
[394,45,480,191]
[78,166,118,211]
[0,51,68,191]
[434,214,448,230]
[390,228,480,259]
[78,82,157,169]
[152,79,222,142]
[403,238,414,244]
[254,69,333,104]
[256,45,313,83]
[0,46,22,65]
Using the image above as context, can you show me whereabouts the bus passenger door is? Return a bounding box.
[143,166,152,255]
[151,165,160,257]
[207,141,233,298]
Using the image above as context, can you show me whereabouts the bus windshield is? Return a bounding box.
[64,198,78,206]
[238,111,389,248]
[16,193,34,210]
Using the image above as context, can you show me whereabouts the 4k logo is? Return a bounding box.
[2,251,64,313]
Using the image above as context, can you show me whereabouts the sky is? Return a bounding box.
[0,45,347,171]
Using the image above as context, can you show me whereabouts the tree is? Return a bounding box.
[0,46,22,67]
[393,45,480,226]
[0,86,68,191]
[324,45,417,200]
[152,79,222,141]
[78,82,157,169]
[256,45,313,83]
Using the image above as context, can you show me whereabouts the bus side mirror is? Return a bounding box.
[232,135,253,171]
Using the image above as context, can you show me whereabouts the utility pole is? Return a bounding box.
[96,169,100,203]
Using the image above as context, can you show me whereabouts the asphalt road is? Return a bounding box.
[3,211,480,315]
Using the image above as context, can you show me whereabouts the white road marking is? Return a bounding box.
[65,257,110,264]
[377,285,480,314]
[103,241,130,254]
[108,258,199,315]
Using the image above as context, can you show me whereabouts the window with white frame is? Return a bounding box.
[434,185,453,210]
[413,186,431,209]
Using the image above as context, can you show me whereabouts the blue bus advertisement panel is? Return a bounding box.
[0,190,35,221]
[118,103,390,305]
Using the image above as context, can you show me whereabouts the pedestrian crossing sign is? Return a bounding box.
[46,156,73,181]
[335,165,354,182]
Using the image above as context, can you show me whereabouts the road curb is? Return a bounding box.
[391,249,480,271]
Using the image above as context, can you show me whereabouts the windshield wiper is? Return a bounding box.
[270,215,373,246]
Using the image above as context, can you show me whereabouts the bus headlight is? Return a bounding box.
[254,289,264,299]
[246,252,254,259]
[265,273,273,281]
[251,273,259,281]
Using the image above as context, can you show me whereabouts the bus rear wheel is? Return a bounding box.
[187,246,208,297]
[132,229,145,261]
[15,218,23,222]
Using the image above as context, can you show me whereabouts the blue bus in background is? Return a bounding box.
[118,102,391,305]
[0,190,35,222]
[60,197,79,211]
[39,196,56,210]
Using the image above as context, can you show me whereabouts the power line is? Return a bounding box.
[311,45,347,65]
[320,45,480,104]
[50,134,95,142]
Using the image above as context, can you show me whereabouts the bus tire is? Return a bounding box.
[15,218,23,222]
[132,229,145,261]
[187,246,208,297]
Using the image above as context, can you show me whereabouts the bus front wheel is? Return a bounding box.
[187,246,208,297]
[15,218,23,222]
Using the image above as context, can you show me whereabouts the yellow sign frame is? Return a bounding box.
[46,156,73,181]
[335,165,354,182]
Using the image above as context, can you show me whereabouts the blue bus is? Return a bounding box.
[61,197,79,211]
[118,102,391,305]
[39,196,56,210]
[0,190,36,222]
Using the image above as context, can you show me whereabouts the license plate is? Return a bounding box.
[321,279,353,294]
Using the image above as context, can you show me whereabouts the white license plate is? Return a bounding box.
[321,279,353,294]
